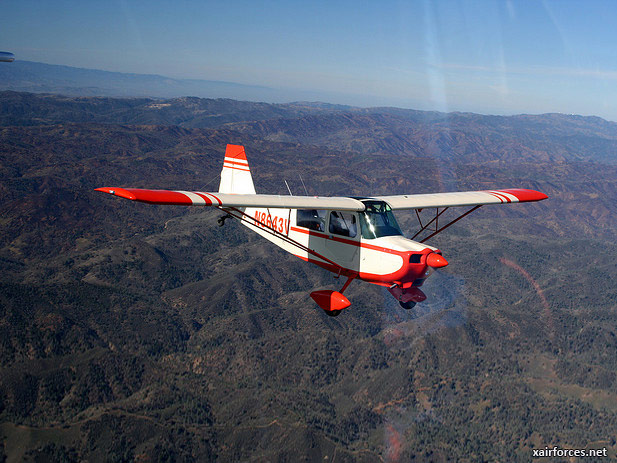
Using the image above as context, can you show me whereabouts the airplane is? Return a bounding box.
[95,144,548,316]
[0,52,15,62]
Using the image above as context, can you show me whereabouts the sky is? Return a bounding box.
[2,0,617,119]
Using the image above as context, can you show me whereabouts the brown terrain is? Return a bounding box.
[1,91,617,461]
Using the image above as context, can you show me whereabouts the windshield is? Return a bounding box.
[358,201,403,239]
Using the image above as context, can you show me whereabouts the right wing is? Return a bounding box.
[374,188,547,210]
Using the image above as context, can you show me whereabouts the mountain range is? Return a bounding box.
[0,60,364,105]
[1,91,617,461]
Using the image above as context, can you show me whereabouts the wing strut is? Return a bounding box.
[412,207,449,241]
[413,205,483,243]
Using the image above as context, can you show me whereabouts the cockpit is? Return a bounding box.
[295,200,402,240]
[358,200,403,239]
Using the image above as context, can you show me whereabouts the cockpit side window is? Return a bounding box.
[329,211,357,238]
[359,201,403,239]
[297,209,327,232]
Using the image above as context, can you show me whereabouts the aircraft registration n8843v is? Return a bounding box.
[96,144,547,316]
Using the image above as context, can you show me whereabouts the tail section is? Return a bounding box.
[218,144,256,194]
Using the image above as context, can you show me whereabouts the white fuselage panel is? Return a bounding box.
[242,207,437,279]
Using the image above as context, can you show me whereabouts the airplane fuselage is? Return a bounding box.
[243,202,440,290]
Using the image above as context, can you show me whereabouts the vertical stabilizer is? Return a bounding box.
[218,144,256,194]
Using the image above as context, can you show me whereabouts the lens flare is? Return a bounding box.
[499,257,553,339]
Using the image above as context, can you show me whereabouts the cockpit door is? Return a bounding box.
[325,211,361,268]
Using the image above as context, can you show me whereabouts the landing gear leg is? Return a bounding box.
[312,275,356,317]
[339,275,355,294]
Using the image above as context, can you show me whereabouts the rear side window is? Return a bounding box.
[329,211,357,238]
[297,209,327,232]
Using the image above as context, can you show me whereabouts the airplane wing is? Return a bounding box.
[95,187,547,211]
[374,188,547,210]
[94,187,365,211]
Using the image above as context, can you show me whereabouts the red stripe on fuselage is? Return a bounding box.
[289,226,409,257]
[288,225,435,284]
[293,252,427,286]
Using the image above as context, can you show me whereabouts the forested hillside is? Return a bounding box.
[1,92,616,461]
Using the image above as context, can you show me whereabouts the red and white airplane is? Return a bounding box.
[96,144,547,316]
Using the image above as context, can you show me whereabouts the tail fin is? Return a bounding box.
[218,144,256,194]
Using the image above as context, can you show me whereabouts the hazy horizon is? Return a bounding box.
[4,59,617,124]
[2,1,617,119]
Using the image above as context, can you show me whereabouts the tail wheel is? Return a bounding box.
[325,310,341,317]
[399,301,416,310]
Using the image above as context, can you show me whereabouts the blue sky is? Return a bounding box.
[3,0,617,119]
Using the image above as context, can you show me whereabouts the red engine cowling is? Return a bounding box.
[310,290,351,313]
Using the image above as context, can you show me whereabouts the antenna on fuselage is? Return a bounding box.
[299,174,309,195]
[284,180,293,196]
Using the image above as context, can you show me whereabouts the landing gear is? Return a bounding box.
[217,214,232,226]
[389,286,425,311]
[311,275,356,317]
[399,300,416,310]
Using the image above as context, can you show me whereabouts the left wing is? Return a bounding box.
[94,187,366,211]
[374,188,547,210]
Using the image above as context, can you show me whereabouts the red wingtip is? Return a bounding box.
[498,188,548,202]
[94,187,137,200]
[225,144,247,161]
